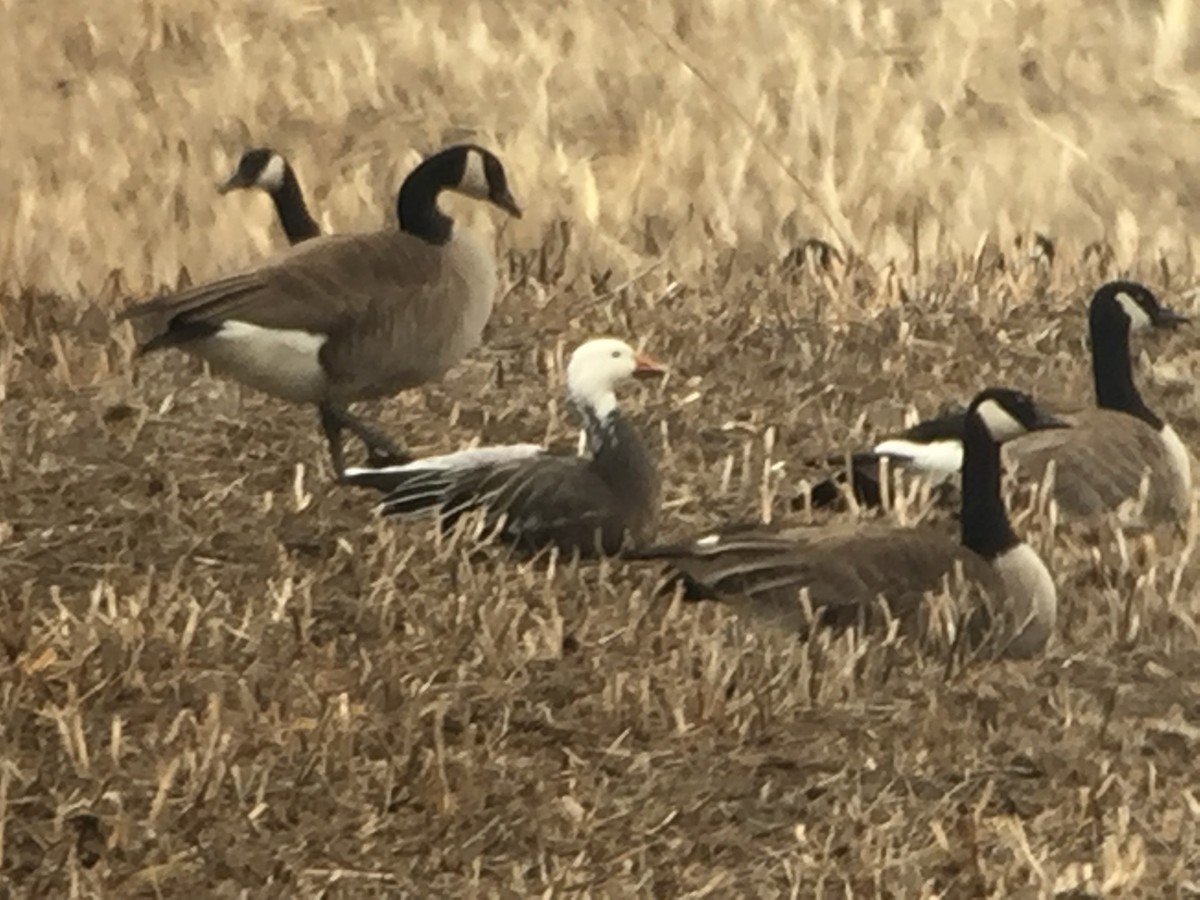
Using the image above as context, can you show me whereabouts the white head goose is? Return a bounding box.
[342,338,665,557]
[631,388,1068,659]
[121,143,522,476]
[218,148,321,245]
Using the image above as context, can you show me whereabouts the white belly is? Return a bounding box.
[192,320,329,404]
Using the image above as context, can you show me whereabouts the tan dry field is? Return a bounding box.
[4,0,1200,896]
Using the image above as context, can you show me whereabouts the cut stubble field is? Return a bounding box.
[4,0,1200,897]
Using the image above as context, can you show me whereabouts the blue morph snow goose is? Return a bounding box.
[343,338,665,557]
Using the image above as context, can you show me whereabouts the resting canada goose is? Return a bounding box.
[121,143,522,475]
[805,401,972,510]
[341,338,665,557]
[806,281,1190,519]
[218,148,321,245]
[1004,281,1190,524]
[630,387,1068,659]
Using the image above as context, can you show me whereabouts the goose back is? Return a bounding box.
[127,226,497,404]
[650,523,1004,636]
[378,412,659,557]
[1004,408,1190,522]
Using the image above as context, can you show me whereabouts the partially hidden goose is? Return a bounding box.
[804,400,975,511]
[1004,280,1190,524]
[341,338,665,557]
[630,387,1068,659]
[218,147,321,244]
[121,143,522,475]
[805,281,1190,522]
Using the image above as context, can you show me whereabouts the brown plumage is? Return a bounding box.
[652,522,1006,639]
[1002,280,1191,525]
[121,143,522,475]
[631,388,1068,659]
[1003,408,1189,522]
[343,338,664,558]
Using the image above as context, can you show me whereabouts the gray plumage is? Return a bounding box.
[343,339,664,558]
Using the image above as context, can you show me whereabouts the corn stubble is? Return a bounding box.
[3,0,1200,895]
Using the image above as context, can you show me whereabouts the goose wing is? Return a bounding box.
[1003,409,1174,518]
[635,524,1001,632]
[377,453,632,556]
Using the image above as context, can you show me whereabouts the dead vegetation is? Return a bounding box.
[4,0,1200,896]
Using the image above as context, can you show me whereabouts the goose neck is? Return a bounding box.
[959,417,1019,559]
[397,156,455,245]
[1090,309,1161,428]
[273,168,321,243]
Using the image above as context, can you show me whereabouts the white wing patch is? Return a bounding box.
[343,443,546,480]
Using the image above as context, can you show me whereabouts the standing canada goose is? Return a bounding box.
[1004,281,1190,523]
[630,387,1069,659]
[218,148,321,244]
[341,338,665,557]
[121,143,522,475]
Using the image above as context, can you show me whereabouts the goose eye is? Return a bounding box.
[612,350,621,358]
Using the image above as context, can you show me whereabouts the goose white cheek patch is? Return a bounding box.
[872,438,964,478]
[974,400,1026,442]
[1115,291,1153,331]
[257,154,286,191]
[459,150,490,198]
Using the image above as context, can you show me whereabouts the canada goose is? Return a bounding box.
[805,393,1065,511]
[341,338,665,557]
[218,148,321,245]
[804,401,972,510]
[630,387,1069,659]
[1004,281,1190,524]
[121,143,522,475]
[806,281,1189,520]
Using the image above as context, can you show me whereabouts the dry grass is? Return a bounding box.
[4,0,1200,896]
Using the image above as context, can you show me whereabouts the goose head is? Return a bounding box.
[968,387,1069,442]
[1092,281,1188,336]
[218,148,287,195]
[437,144,523,218]
[566,338,665,420]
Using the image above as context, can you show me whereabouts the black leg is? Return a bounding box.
[318,404,349,478]
[318,403,412,478]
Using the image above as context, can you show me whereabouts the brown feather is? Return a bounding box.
[656,524,1004,636]
[1003,408,1186,522]
[122,226,498,403]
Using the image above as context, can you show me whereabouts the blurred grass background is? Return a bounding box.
[1,0,1198,297]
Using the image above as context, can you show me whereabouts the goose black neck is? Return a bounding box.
[1089,305,1162,428]
[272,168,321,244]
[396,153,456,246]
[577,404,658,509]
[960,415,1019,560]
